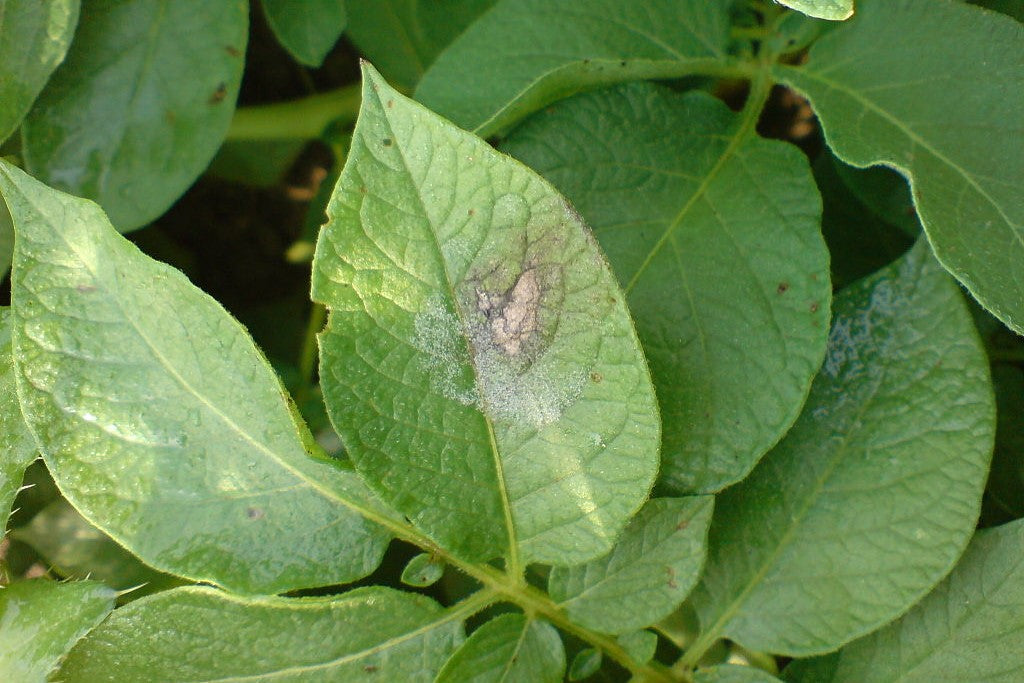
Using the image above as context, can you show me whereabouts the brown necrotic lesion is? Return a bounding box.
[475,266,542,357]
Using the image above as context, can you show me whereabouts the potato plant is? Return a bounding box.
[1,0,1023,681]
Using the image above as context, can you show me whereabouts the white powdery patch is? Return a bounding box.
[412,292,587,429]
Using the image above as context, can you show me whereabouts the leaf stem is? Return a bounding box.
[294,303,326,406]
[227,84,362,140]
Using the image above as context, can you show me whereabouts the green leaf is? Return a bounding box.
[0,199,13,279]
[21,0,248,231]
[0,309,37,533]
[401,552,445,588]
[415,0,734,136]
[775,0,1024,334]
[0,160,391,595]
[0,579,115,683]
[0,0,79,144]
[688,241,995,657]
[777,0,854,20]
[569,648,602,680]
[346,0,498,90]
[503,83,831,493]
[57,585,465,682]
[697,665,783,682]
[548,497,713,634]
[436,613,565,683]
[13,500,183,594]
[262,0,347,67]
[786,518,1024,682]
[616,629,657,664]
[312,65,660,566]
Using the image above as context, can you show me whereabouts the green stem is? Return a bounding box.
[227,84,361,140]
[295,303,327,406]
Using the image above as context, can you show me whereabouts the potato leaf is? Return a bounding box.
[689,241,995,656]
[415,0,735,136]
[786,518,1024,682]
[57,586,465,682]
[0,160,391,595]
[436,613,565,683]
[313,64,660,568]
[776,0,1024,334]
[504,83,830,493]
[22,0,248,230]
[0,579,114,683]
[0,0,79,143]
[262,0,347,67]
[548,496,713,634]
[0,309,37,532]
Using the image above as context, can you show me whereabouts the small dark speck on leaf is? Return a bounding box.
[591,372,603,383]
[225,45,240,57]
[583,58,591,64]
[165,111,176,125]
[777,282,789,294]
[382,138,392,146]
[246,507,264,520]
[666,567,678,589]
[620,60,627,67]
[809,301,820,313]
[386,99,394,109]
[468,208,475,216]
[364,665,378,673]
[209,83,227,104]
[75,284,97,293]
[676,520,689,530]
[359,185,367,194]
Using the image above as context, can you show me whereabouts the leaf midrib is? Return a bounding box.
[372,83,520,567]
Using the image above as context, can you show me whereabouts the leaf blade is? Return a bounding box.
[262,0,347,67]
[0,309,37,532]
[0,579,115,683]
[776,0,854,21]
[786,518,1024,682]
[414,0,734,136]
[549,496,713,634]
[21,0,248,230]
[690,241,995,656]
[503,83,831,493]
[57,586,464,682]
[0,0,79,143]
[313,64,660,567]
[775,0,1024,333]
[436,613,566,683]
[0,160,390,595]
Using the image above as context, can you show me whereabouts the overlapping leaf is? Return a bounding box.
[57,586,464,681]
[416,0,734,135]
[504,83,830,493]
[689,241,995,656]
[777,0,854,20]
[262,0,347,67]
[346,0,497,90]
[0,0,79,143]
[0,309,37,532]
[0,580,115,683]
[0,161,391,595]
[786,518,1024,682]
[436,614,565,683]
[548,496,713,634]
[312,65,660,567]
[776,0,1024,333]
[22,0,248,230]
[14,500,183,594]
